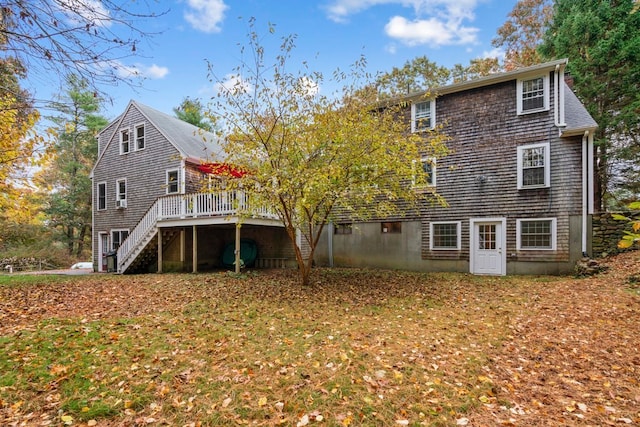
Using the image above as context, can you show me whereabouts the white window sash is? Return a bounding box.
[517,142,550,189]
[517,74,550,115]
[516,218,557,250]
[429,221,461,250]
[411,100,436,132]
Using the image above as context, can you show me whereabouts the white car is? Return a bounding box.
[71,262,93,269]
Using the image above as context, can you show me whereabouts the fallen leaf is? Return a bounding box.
[297,414,309,426]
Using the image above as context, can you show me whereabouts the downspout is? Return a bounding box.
[588,132,595,214]
[181,158,186,194]
[327,222,334,268]
[91,175,95,271]
[582,131,589,256]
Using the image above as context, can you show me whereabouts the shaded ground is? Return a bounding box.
[0,252,639,426]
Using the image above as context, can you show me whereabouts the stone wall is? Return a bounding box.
[591,212,634,257]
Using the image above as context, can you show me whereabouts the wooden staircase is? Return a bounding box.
[124,229,179,274]
[115,191,279,274]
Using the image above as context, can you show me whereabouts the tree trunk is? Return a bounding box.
[299,259,312,287]
[76,224,88,257]
[66,227,75,255]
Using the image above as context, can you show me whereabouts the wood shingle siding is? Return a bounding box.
[93,104,184,262]
[315,59,598,275]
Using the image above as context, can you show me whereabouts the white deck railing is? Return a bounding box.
[116,190,279,273]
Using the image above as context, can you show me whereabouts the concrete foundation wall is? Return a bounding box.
[316,216,586,275]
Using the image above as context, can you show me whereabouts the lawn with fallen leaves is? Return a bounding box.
[0,252,639,427]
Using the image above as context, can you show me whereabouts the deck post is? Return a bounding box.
[157,229,163,273]
[192,225,198,273]
[235,222,241,274]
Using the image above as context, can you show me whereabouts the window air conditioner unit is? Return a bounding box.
[116,199,127,209]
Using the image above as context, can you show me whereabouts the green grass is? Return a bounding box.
[0,267,613,426]
[0,274,77,286]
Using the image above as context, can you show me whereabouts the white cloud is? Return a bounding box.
[481,47,505,61]
[297,77,320,97]
[56,0,112,27]
[184,0,228,33]
[114,62,169,79]
[215,74,252,95]
[325,0,481,46]
[384,15,477,46]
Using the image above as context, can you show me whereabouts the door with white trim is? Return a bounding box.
[470,219,506,275]
[99,233,109,272]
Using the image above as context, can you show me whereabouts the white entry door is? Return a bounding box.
[470,218,506,275]
[99,233,109,272]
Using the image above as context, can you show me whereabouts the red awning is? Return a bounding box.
[197,162,249,178]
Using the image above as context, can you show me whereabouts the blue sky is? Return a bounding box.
[28,0,519,122]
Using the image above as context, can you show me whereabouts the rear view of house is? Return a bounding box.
[91,101,294,273]
[315,58,597,275]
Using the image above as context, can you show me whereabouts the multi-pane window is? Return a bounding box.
[517,218,556,250]
[430,222,461,250]
[517,143,550,189]
[111,229,129,250]
[517,75,548,114]
[116,178,127,208]
[135,124,145,150]
[120,129,130,154]
[97,182,106,210]
[166,169,179,194]
[334,223,353,235]
[412,157,436,187]
[521,77,544,111]
[422,158,435,186]
[478,224,496,250]
[411,100,435,132]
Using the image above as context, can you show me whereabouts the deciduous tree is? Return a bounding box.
[0,58,45,248]
[0,0,166,99]
[374,55,451,98]
[207,21,448,286]
[493,0,553,69]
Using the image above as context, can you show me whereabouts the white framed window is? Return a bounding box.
[517,142,550,189]
[97,182,107,211]
[166,169,180,194]
[135,123,145,150]
[517,74,549,114]
[517,218,557,250]
[116,178,127,208]
[430,221,461,250]
[120,129,130,154]
[411,100,435,132]
[111,229,130,250]
[412,157,436,187]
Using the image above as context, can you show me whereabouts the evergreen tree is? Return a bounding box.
[38,77,108,257]
[540,0,640,209]
[173,97,214,131]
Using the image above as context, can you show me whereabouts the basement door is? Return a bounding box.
[470,218,506,275]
